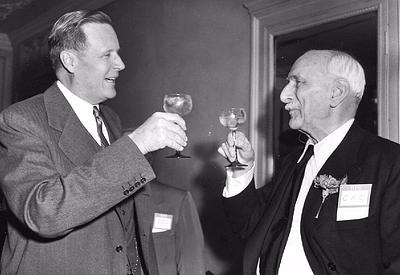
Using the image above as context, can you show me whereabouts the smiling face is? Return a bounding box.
[71,23,125,104]
[280,51,335,141]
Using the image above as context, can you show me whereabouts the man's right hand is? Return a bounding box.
[128,112,187,154]
[218,131,255,176]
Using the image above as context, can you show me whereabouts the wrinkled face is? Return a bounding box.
[73,23,125,104]
[280,52,334,139]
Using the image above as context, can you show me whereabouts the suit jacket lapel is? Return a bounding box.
[316,122,365,181]
[44,83,99,166]
[301,123,367,273]
[244,149,302,274]
[303,123,366,220]
[45,83,131,234]
[99,104,121,143]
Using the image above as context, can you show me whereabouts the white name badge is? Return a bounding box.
[337,184,372,221]
[152,213,173,233]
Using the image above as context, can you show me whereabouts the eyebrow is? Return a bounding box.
[100,48,120,55]
[286,75,299,81]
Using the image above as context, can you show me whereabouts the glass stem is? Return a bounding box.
[232,130,238,162]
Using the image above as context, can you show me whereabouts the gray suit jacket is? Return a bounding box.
[0,83,204,274]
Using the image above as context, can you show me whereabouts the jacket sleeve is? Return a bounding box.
[0,106,155,238]
[176,191,206,275]
[222,179,272,238]
[222,150,297,238]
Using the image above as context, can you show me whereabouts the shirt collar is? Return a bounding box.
[302,119,354,170]
[57,80,99,115]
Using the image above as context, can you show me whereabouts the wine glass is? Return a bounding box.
[163,93,193,158]
[219,108,247,168]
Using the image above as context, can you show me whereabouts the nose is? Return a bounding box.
[280,82,294,104]
[114,54,125,71]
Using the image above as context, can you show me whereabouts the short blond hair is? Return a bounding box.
[48,10,112,72]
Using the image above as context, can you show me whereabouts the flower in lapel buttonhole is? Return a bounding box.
[313,174,348,218]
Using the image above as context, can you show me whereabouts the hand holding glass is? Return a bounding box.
[219,108,247,168]
[163,94,192,158]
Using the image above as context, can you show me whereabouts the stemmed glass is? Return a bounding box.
[219,108,247,168]
[163,93,193,158]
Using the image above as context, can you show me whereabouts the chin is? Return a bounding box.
[105,89,117,99]
[288,119,302,130]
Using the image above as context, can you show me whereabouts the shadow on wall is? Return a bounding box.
[12,28,56,103]
[192,141,245,275]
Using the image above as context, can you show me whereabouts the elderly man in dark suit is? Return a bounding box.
[219,50,400,274]
[0,10,204,274]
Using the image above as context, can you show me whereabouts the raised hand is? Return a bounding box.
[128,112,187,154]
[218,131,255,169]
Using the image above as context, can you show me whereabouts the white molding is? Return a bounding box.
[385,0,400,142]
[0,33,12,51]
[10,0,117,44]
[244,0,398,187]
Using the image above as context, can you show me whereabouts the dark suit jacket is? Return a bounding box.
[149,181,205,275]
[0,83,204,274]
[224,122,400,275]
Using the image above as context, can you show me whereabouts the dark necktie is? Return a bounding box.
[92,106,110,148]
[290,144,315,207]
[259,144,315,274]
[285,144,315,250]
[294,144,314,184]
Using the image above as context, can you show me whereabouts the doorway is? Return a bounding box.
[244,0,399,187]
[274,12,377,160]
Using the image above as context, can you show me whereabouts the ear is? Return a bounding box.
[330,78,350,108]
[59,50,78,73]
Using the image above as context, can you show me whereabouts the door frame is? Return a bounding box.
[243,0,399,187]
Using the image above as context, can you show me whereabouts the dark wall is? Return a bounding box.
[103,0,250,274]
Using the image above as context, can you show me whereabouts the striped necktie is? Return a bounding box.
[92,106,110,148]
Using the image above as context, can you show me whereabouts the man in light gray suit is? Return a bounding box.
[0,10,204,274]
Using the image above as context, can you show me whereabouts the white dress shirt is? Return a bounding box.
[57,81,110,145]
[223,119,354,274]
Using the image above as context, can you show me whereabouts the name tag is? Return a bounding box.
[152,213,173,233]
[337,184,372,221]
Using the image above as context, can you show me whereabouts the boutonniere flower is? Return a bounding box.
[313,174,348,218]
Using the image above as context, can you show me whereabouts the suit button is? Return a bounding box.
[115,245,123,253]
[121,210,126,215]
[134,181,140,187]
[123,190,129,196]
[383,261,391,269]
[328,262,336,271]
[140,177,146,183]
[129,186,135,192]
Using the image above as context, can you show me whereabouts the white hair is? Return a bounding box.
[326,50,366,100]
